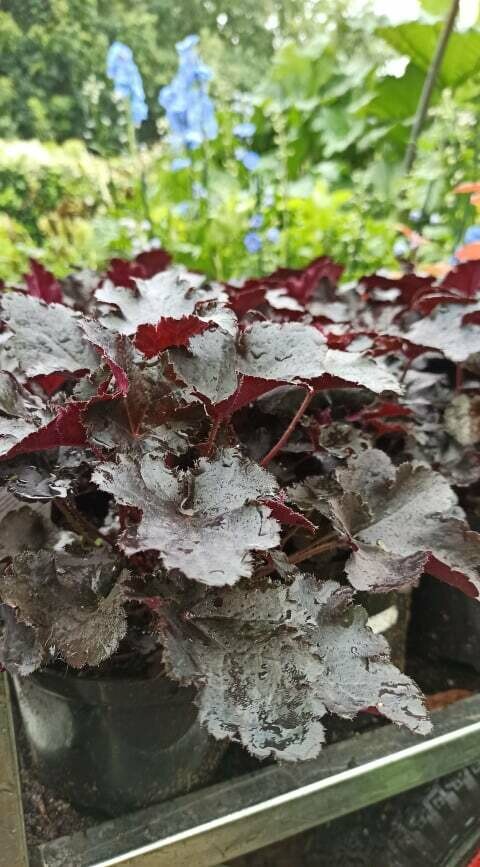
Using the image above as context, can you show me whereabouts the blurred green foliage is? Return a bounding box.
[0,0,276,146]
[1,1,480,283]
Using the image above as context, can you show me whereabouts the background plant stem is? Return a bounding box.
[404,0,460,173]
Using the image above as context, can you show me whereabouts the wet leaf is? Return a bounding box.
[170,328,238,403]
[93,448,280,586]
[333,449,480,596]
[0,373,54,458]
[238,322,401,394]
[0,506,58,558]
[0,450,81,501]
[96,268,227,334]
[1,550,127,669]
[160,570,430,761]
[1,293,97,377]
[405,301,480,363]
[0,605,44,676]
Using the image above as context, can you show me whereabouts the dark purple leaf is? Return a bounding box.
[0,505,58,558]
[226,257,343,316]
[332,449,480,597]
[0,605,43,676]
[80,318,131,394]
[2,401,88,459]
[0,449,82,502]
[96,269,228,334]
[405,301,480,363]
[93,448,280,586]
[171,322,401,408]
[360,272,434,307]
[0,372,54,458]
[170,328,238,403]
[1,293,97,377]
[1,550,127,669]
[160,570,430,761]
[237,323,401,394]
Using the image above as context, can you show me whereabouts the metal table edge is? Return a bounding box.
[0,672,29,867]
[31,694,480,867]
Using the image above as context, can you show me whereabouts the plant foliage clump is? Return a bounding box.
[1,250,480,760]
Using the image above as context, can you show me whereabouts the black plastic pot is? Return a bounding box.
[13,669,225,817]
[410,574,480,673]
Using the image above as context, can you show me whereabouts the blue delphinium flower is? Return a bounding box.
[266,227,280,244]
[106,41,148,126]
[175,34,200,54]
[235,148,260,171]
[159,35,218,151]
[171,156,192,171]
[263,189,275,208]
[192,181,207,199]
[174,201,193,217]
[393,238,409,258]
[249,214,264,229]
[463,225,480,244]
[244,231,262,254]
[107,42,131,80]
[233,121,256,139]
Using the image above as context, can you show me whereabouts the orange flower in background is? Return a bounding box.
[453,181,480,206]
[453,181,480,194]
[418,262,451,278]
[455,241,480,262]
[395,223,427,250]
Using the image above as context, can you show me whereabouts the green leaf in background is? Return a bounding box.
[311,106,366,156]
[377,22,480,87]
[419,0,451,15]
[419,0,479,18]
[265,36,335,102]
[363,63,426,122]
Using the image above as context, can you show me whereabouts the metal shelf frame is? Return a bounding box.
[2,672,480,867]
[0,674,29,867]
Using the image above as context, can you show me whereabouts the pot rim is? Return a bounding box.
[22,666,196,707]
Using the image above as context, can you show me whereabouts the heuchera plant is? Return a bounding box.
[1,250,480,761]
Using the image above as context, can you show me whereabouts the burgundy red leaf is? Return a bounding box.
[135,316,210,357]
[24,259,63,305]
[106,249,171,289]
